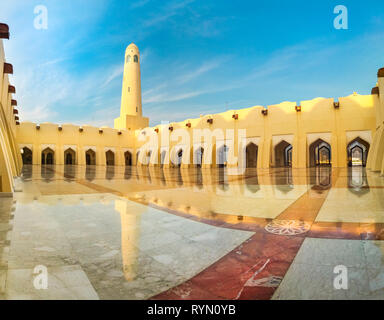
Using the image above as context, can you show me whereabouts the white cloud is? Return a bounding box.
[143,0,195,27]
[102,64,124,88]
[176,58,226,84]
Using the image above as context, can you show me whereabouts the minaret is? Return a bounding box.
[114,43,149,130]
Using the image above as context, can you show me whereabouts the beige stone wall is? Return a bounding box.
[16,92,378,170]
[16,122,135,166]
[135,93,377,169]
[0,31,22,194]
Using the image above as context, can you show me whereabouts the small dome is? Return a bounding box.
[126,43,139,52]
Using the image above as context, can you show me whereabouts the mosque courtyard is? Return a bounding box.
[1,164,384,300]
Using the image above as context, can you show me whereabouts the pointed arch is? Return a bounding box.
[246,143,258,168]
[194,146,204,168]
[85,149,96,165]
[124,151,132,166]
[309,139,331,167]
[347,137,370,167]
[64,148,76,165]
[41,147,54,165]
[106,150,115,166]
[21,147,32,165]
[217,145,228,168]
[274,140,292,167]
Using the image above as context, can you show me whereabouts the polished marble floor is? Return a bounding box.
[1,165,384,299]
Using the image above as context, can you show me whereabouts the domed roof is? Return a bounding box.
[378,67,384,78]
[126,43,139,51]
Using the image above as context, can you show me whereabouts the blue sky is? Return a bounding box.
[1,0,384,127]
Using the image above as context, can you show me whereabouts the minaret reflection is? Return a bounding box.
[114,199,142,281]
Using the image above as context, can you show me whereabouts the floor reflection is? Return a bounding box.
[5,164,384,300]
[85,166,96,181]
[310,166,332,190]
[41,165,55,182]
[15,165,375,222]
[348,166,369,196]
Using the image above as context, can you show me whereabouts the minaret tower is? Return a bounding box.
[114,43,149,130]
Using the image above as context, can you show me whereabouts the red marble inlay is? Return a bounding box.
[152,234,304,300]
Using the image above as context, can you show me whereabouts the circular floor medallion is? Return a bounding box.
[265,219,310,235]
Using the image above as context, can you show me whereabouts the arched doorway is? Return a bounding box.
[85,149,96,165]
[64,148,76,165]
[21,147,32,165]
[347,137,370,167]
[217,145,228,168]
[194,147,204,168]
[309,139,331,167]
[274,140,292,167]
[41,147,54,165]
[106,150,115,166]
[125,151,132,166]
[246,143,258,168]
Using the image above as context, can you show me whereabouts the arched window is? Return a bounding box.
[106,150,115,166]
[125,151,132,166]
[246,143,258,168]
[309,139,331,167]
[347,137,370,167]
[85,149,96,165]
[126,55,131,63]
[217,145,229,168]
[274,140,292,167]
[64,148,76,165]
[195,147,204,168]
[41,147,54,165]
[134,55,138,63]
[22,147,33,165]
